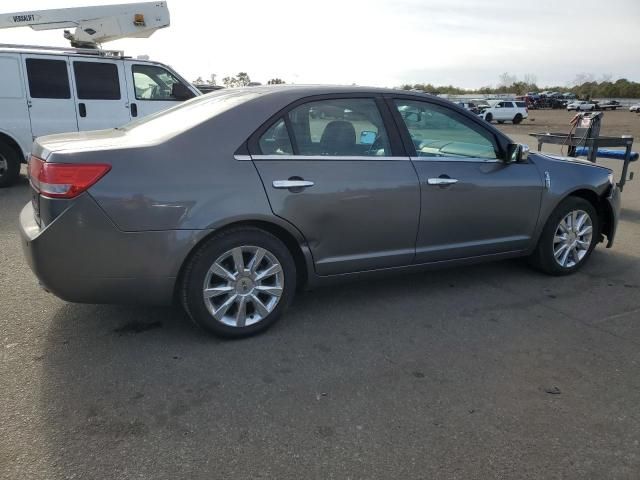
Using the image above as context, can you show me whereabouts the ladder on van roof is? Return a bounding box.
[0,43,125,57]
[0,2,169,49]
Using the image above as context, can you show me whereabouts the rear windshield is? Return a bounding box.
[120,89,260,137]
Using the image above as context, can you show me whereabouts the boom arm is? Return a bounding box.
[0,2,169,48]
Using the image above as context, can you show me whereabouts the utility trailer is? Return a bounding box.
[529,112,636,191]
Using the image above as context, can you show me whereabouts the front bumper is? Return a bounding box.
[19,194,202,305]
[605,184,621,248]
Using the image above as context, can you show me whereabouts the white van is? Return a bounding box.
[0,45,200,186]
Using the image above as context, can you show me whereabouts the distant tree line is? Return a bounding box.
[193,72,286,87]
[401,73,640,98]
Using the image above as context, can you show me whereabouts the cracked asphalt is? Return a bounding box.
[1,138,639,479]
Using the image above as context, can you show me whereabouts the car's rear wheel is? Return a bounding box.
[529,197,599,276]
[0,142,21,188]
[513,114,523,124]
[181,227,296,338]
[485,113,493,123]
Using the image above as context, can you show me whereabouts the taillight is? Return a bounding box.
[29,156,111,199]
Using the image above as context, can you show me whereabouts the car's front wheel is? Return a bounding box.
[485,113,493,122]
[529,197,599,276]
[181,227,297,338]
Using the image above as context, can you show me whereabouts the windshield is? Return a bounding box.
[120,89,260,138]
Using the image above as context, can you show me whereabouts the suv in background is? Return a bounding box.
[0,45,200,187]
[480,100,528,124]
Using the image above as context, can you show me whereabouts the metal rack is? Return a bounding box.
[0,43,125,57]
[529,132,635,191]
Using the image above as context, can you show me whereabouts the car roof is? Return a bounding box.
[226,84,432,98]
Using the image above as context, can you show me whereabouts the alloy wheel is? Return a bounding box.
[553,209,593,268]
[202,245,284,327]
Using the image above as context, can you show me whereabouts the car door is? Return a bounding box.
[250,96,421,276]
[390,97,543,263]
[497,101,513,120]
[22,55,79,138]
[71,58,131,130]
[124,61,196,119]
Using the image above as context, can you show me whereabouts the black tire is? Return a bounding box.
[529,197,600,276]
[181,226,297,338]
[513,114,523,124]
[0,142,21,188]
[485,113,493,123]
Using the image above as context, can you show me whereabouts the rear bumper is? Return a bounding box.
[19,194,205,305]
[605,185,621,248]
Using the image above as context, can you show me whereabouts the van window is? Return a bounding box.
[515,101,526,108]
[73,62,121,100]
[132,64,184,101]
[25,58,71,99]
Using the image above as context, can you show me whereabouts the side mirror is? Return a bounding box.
[506,143,529,163]
[172,82,196,101]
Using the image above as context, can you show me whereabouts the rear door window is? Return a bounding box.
[25,58,71,99]
[286,98,391,157]
[73,61,121,100]
[258,118,293,155]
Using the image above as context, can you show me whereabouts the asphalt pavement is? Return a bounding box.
[2,157,640,479]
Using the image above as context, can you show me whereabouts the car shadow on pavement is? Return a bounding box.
[33,248,640,478]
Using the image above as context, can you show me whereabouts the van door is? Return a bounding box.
[0,54,31,157]
[70,58,131,130]
[124,61,196,118]
[22,55,79,139]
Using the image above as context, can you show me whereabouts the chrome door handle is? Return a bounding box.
[272,180,315,189]
[427,178,458,185]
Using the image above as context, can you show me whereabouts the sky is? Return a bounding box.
[1,0,639,89]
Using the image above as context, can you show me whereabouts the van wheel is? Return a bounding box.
[485,113,493,123]
[0,142,21,188]
[181,227,297,338]
[513,114,523,124]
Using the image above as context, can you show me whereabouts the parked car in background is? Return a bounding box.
[597,100,623,111]
[567,101,596,111]
[456,101,480,114]
[0,45,200,187]
[193,83,225,94]
[480,100,528,124]
[629,104,640,112]
[20,86,620,338]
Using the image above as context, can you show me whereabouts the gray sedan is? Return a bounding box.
[20,86,621,337]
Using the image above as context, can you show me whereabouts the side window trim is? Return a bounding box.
[247,94,408,159]
[385,96,506,161]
